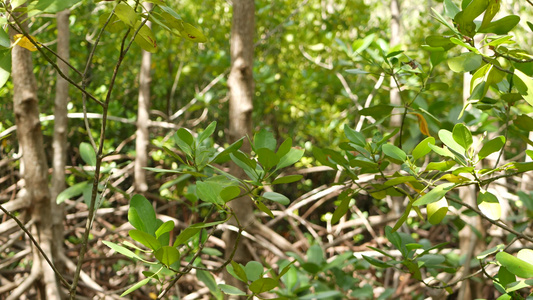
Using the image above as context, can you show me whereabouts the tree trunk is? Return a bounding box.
[224,0,255,297]
[50,9,70,288]
[457,69,484,300]
[389,0,402,133]
[134,2,153,193]
[8,10,61,299]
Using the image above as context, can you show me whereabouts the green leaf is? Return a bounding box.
[462,0,489,23]
[196,180,225,205]
[332,193,351,224]
[477,244,505,259]
[518,249,533,266]
[447,52,482,73]
[514,70,533,106]
[175,128,194,156]
[133,21,157,53]
[496,251,533,278]
[218,284,246,296]
[382,144,407,162]
[477,190,501,220]
[452,123,473,151]
[197,270,219,293]
[155,221,175,239]
[307,244,324,266]
[362,255,391,268]
[80,142,96,166]
[129,229,161,251]
[0,50,12,89]
[255,200,274,218]
[155,246,180,266]
[300,291,343,299]
[276,148,304,170]
[427,197,448,224]
[480,0,500,29]
[256,148,279,171]
[514,115,533,131]
[245,261,264,282]
[249,278,278,294]
[173,226,201,246]
[425,35,456,50]
[220,186,241,202]
[213,137,244,163]
[478,136,505,159]
[262,192,290,205]
[431,8,460,34]
[197,121,216,144]
[180,22,207,43]
[103,241,144,261]
[0,28,10,49]
[272,174,303,184]
[121,278,150,297]
[384,176,417,187]
[412,137,436,161]
[413,183,455,206]
[229,261,248,282]
[129,194,158,235]
[444,0,460,18]
[479,15,521,35]
[425,160,456,171]
[29,0,81,13]
[344,125,366,147]
[114,3,137,27]
[345,68,369,75]
[254,129,277,152]
[438,129,466,155]
[56,181,88,204]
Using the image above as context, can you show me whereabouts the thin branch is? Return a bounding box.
[448,197,533,243]
[423,268,483,289]
[70,8,155,299]
[6,8,103,106]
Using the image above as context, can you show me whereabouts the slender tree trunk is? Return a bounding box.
[389,0,402,132]
[224,0,255,297]
[457,69,484,300]
[134,2,153,193]
[522,131,533,191]
[8,10,61,299]
[50,10,70,290]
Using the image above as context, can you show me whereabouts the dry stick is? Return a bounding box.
[0,205,70,288]
[69,10,153,299]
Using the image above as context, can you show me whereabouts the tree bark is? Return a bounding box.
[8,10,61,299]
[134,3,153,193]
[389,0,402,132]
[50,9,70,287]
[224,0,255,297]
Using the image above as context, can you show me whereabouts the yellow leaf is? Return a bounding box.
[13,34,38,52]
[413,113,430,136]
[439,174,470,183]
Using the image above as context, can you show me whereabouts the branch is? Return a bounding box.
[448,197,533,243]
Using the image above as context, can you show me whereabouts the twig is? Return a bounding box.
[447,197,533,243]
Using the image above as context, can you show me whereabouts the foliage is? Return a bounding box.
[1,0,533,299]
